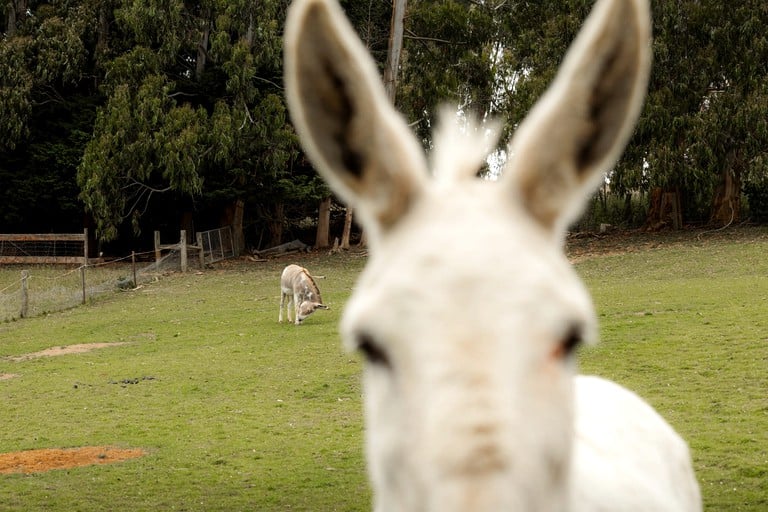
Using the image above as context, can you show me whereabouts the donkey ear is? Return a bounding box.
[503,0,651,236]
[284,0,428,239]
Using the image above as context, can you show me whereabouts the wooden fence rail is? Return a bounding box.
[0,229,88,264]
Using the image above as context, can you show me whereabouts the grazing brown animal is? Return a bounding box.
[279,264,328,325]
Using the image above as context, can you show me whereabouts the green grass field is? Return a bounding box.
[1,231,767,511]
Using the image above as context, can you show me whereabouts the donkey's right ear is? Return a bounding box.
[284,0,428,239]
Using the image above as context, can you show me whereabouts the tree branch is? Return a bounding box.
[404,29,464,45]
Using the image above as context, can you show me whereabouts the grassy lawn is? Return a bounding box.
[1,231,767,510]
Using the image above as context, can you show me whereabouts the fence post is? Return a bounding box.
[196,232,204,269]
[20,270,29,318]
[154,231,161,265]
[83,228,89,265]
[132,251,137,287]
[81,265,87,304]
[180,230,187,272]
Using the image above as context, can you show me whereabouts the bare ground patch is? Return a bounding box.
[0,373,19,381]
[0,447,145,474]
[3,342,128,362]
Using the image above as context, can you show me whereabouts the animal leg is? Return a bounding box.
[279,292,287,323]
[293,293,302,325]
[285,293,293,323]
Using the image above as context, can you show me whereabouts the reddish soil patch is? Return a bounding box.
[3,342,128,362]
[0,447,145,474]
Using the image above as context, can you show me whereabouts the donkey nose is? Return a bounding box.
[440,422,509,478]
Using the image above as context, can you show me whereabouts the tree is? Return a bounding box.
[74,0,327,247]
[622,1,768,226]
[0,1,98,233]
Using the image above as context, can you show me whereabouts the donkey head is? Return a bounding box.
[297,301,329,324]
[284,0,650,510]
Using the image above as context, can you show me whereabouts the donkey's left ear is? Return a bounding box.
[284,0,428,240]
[502,0,651,237]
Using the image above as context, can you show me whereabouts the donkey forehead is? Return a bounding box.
[343,183,595,336]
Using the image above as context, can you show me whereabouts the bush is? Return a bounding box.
[574,192,648,231]
[743,179,768,223]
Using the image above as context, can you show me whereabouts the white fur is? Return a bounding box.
[571,376,702,511]
[431,108,501,184]
[284,0,701,510]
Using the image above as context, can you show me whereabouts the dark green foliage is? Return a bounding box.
[4,0,768,242]
[1,0,319,245]
[744,178,768,222]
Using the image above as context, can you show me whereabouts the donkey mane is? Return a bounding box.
[299,267,323,303]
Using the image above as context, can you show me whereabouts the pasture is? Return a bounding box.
[0,229,767,511]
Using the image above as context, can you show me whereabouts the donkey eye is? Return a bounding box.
[556,325,584,360]
[356,332,391,368]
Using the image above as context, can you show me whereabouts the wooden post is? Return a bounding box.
[315,196,331,248]
[154,231,161,264]
[20,270,29,318]
[341,206,354,250]
[196,232,204,269]
[132,251,137,287]
[180,230,187,272]
[218,229,224,261]
[83,228,89,265]
[81,265,87,304]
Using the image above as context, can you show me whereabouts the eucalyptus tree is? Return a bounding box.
[76,0,324,247]
[395,1,768,227]
[0,0,98,232]
[635,0,768,225]
[682,1,768,224]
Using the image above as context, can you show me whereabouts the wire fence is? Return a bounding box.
[0,247,200,323]
[199,226,235,264]
[0,226,239,323]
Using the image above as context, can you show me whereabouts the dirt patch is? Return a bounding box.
[3,342,128,362]
[0,373,19,381]
[0,446,146,474]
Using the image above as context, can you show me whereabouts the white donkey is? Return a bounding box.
[279,264,328,325]
[284,0,701,510]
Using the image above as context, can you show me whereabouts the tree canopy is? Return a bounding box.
[2,0,768,249]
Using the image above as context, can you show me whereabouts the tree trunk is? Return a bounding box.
[383,0,407,103]
[7,0,28,37]
[231,199,244,256]
[644,187,682,230]
[195,17,211,81]
[95,4,109,61]
[350,0,406,250]
[315,196,331,248]
[181,211,195,243]
[623,193,633,223]
[358,229,368,248]
[267,202,285,248]
[710,167,741,226]
[221,199,245,255]
[245,11,255,48]
[6,1,17,36]
[340,206,354,249]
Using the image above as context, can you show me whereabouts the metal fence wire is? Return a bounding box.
[199,226,235,264]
